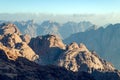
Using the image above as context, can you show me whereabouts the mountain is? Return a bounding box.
[13,20,94,39]
[36,20,62,38]
[64,23,120,69]
[0,23,39,61]
[14,20,38,37]
[29,34,120,80]
[29,34,115,72]
[59,21,94,39]
[0,24,95,80]
[0,23,120,80]
[56,42,120,80]
[1,13,120,26]
[57,42,114,72]
[29,34,66,65]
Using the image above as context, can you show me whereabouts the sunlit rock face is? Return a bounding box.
[0,23,39,61]
[0,23,21,35]
[57,42,115,72]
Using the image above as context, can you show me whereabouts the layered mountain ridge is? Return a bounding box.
[13,20,95,39]
[0,23,120,80]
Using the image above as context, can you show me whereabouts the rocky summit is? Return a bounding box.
[29,34,66,64]
[0,23,21,35]
[57,42,115,72]
[0,23,39,61]
[56,42,120,80]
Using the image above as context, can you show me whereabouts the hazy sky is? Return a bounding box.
[0,0,120,14]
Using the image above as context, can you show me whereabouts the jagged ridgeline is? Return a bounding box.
[13,20,95,39]
[0,23,120,80]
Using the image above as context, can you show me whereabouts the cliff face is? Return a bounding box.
[0,23,39,61]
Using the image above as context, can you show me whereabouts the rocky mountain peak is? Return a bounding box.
[47,34,66,49]
[0,23,21,35]
[29,34,65,64]
[29,34,66,53]
[0,23,39,61]
[67,42,89,53]
[57,43,115,72]
[67,42,79,50]
[79,43,90,53]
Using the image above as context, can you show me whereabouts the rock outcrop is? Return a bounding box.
[29,34,66,64]
[0,23,21,35]
[0,23,39,61]
[57,42,115,72]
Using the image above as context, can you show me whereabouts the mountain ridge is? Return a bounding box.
[13,20,95,39]
[0,23,120,80]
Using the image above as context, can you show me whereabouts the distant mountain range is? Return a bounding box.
[0,13,120,26]
[0,20,95,39]
[64,23,120,69]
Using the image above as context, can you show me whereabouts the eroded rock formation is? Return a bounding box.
[0,23,39,61]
